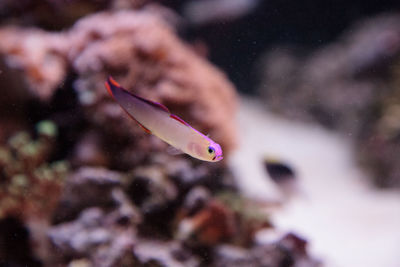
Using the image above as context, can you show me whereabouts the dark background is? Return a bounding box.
[162,0,400,92]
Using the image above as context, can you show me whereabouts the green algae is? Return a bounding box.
[0,120,69,220]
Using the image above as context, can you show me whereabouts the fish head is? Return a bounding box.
[187,139,223,162]
[206,141,223,162]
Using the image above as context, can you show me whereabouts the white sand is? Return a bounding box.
[228,96,400,267]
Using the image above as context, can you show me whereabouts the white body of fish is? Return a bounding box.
[106,78,223,162]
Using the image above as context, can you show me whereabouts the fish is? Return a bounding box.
[105,76,223,162]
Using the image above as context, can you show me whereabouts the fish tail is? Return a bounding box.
[104,76,123,98]
[104,76,153,134]
[105,76,171,114]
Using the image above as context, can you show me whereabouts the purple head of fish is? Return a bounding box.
[211,143,223,161]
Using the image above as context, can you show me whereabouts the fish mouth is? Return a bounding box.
[214,155,223,161]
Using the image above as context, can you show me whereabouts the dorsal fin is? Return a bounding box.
[106,76,170,114]
[133,94,170,113]
[170,114,190,126]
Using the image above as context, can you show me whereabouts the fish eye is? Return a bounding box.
[208,146,215,154]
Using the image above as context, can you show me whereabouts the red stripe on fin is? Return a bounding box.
[106,76,170,114]
[108,76,121,87]
[104,81,115,99]
[137,122,152,134]
[105,76,122,98]
[170,114,189,126]
[134,95,170,113]
[121,109,152,134]
[105,77,152,134]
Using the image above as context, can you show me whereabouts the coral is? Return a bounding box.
[0,8,237,171]
[67,10,237,158]
[0,27,68,101]
[0,120,68,220]
[0,8,241,265]
[0,4,319,267]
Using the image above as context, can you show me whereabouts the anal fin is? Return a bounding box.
[137,121,152,134]
[122,109,152,134]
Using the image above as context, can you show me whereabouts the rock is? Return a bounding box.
[0,4,321,267]
[50,209,111,255]
[53,167,141,223]
[258,14,400,187]
[71,130,109,167]
[127,165,178,214]
[182,186,212,214]
[213,233,321,267]
[153,153,236,192]
[49,207,137,266]
[176,199,236,245]
[133,239,200,267]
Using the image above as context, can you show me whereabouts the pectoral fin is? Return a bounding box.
[167,146,184,155]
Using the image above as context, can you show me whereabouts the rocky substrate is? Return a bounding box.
[0,5,319,267]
